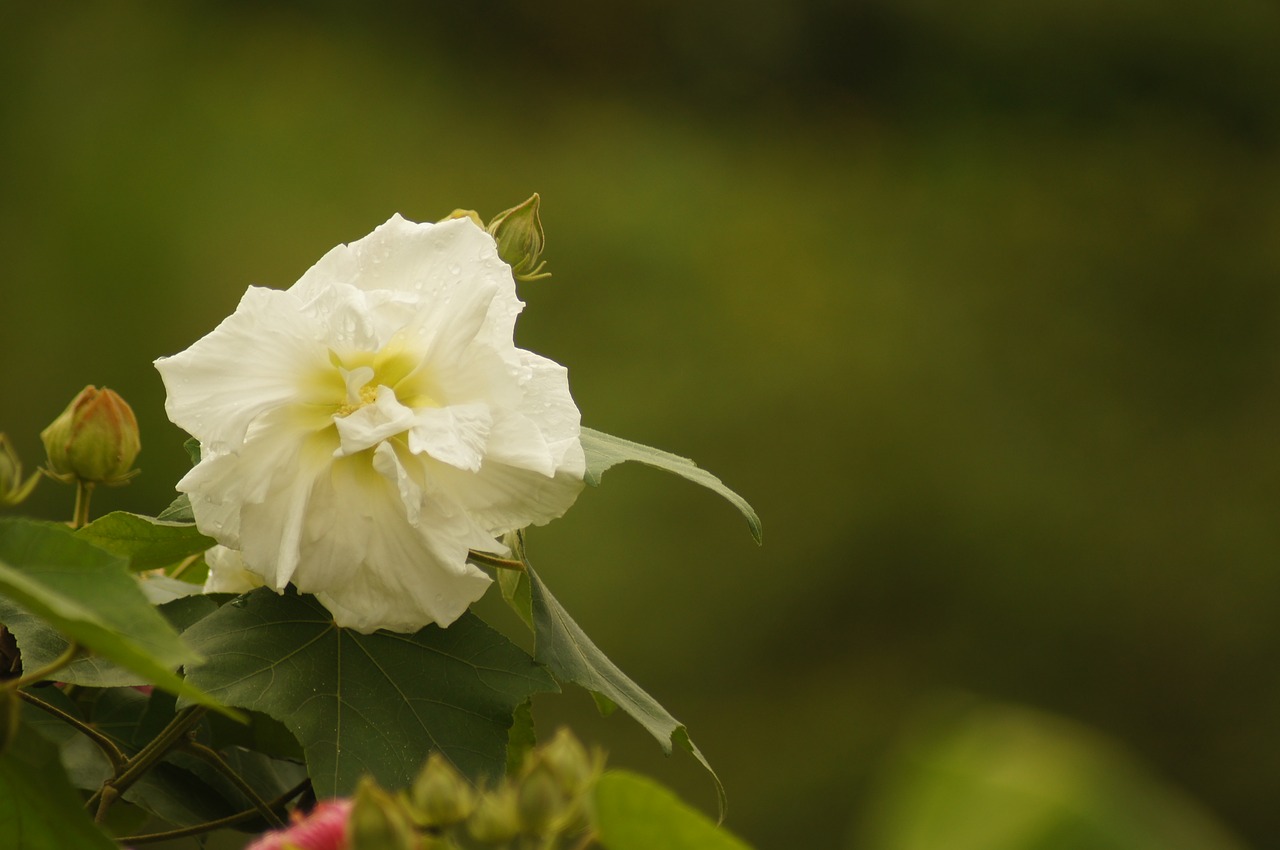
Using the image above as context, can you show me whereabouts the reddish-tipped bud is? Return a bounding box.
[40,386,140,486]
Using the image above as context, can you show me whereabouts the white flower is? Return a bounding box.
[202,545,263,595]
[156,215,585,633]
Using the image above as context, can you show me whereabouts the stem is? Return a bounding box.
[182,739,286,828]
[7,641,80,689]
[467,550,526,571]
[568,832,600,850]
[169,553,201,580]
[17,689,127,771]
[91,706,208,823]
[72,480,94,529]
[121,778,311,845]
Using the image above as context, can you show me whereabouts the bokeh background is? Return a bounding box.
[3,2,1280,847]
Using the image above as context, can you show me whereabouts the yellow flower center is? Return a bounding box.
[335,383,379,418]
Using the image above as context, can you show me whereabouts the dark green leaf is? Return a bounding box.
[156,494,195,523]
[0,518,226,714]
[182,588,558,797]
[593,771,752,850]
[25,688,299,831]
[76,512,213,571]
[523,560,726,816]
[0,724,117,849]
[579,427,762,544]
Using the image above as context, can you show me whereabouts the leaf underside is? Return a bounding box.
[579,427,761,544]
[76,511,213,571]
[521,560,727,818]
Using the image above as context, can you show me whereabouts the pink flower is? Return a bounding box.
[247,799,352,850]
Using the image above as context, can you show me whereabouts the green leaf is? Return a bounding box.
[523,560,726,817]
[156,494,195,523]
[579,427,762,544]
[0,590,219,689]
[76,511,213,571]
[0,724,117,849]
[859,701,1250,850]
[182,588,558,797]
[498,568,533,631]
[506,699,537,775]
[593,771,753,850]
[0,518,226,714]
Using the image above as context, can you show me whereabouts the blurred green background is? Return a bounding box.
[3,2,1279,847]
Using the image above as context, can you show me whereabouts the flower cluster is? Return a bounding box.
[246,730,601,850]
[156,214,585,633]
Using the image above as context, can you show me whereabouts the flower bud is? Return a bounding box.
[40,386,140,486]
[487,194,549,282]
[535,728,597,799]
[441,208,485,230]
[516,764,569,835]
[349,777,418,850]
[0,434,39,506]
[409,752,474,827]
[467,783,521,845]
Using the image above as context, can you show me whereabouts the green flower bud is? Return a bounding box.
[441,208,485,230]
[466,783,521,845]
[0,434,39,506]
[516,764,569,835]
[487,194,550,282]
[350,776,419,850]
[409,752,475,827]
[40,386,140,486]
[536,728,598,799]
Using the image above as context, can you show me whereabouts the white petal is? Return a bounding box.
[155,287,333,452]
[423,455,585,536]
[300,444,493,632]
[202,546,263,594]
[333,386,416,457]
[292,216,514,321]
[182,407,337,590]
[406,403,493,471]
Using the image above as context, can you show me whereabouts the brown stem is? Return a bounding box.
[121,778,311,845]
[181,739,286,828]
[467,550,527,571]
[91,706,208,822]
[17,689,127,771]
[8,641,80,690]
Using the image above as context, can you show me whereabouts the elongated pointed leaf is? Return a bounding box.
[579,427,761,544]
[76,512,213,571]
[523,561,726,816]
[182,588,557,797]
[0,724,116,849]
[594,771,753,850]
[0,519,225,713]
[156,494,195,523]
